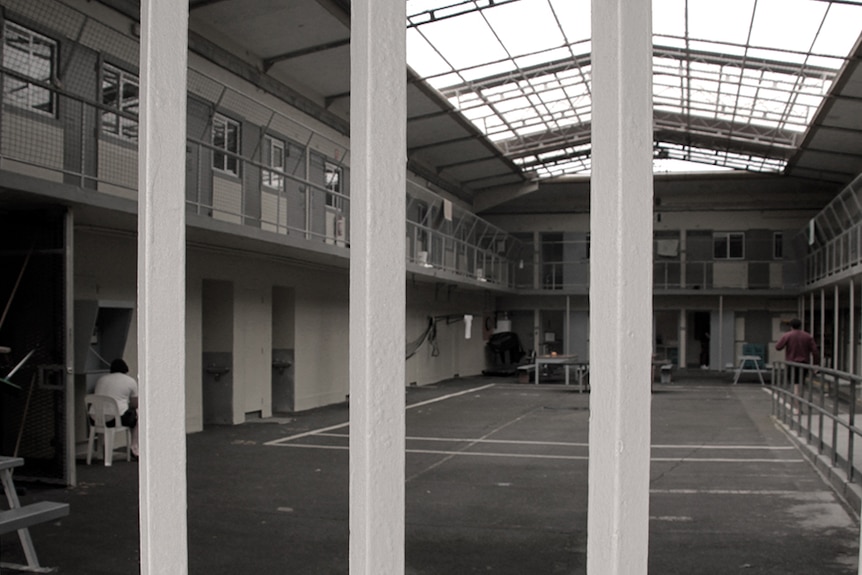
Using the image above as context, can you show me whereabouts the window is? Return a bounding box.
[262,136,285,189]
[101,63,139,141]
[713,232,744,259]
[2,22,56,115]
[773,232,784,259]
[325,162,343,209]
[212,114,240,176]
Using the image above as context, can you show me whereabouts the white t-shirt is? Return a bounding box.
[93,372,138,415]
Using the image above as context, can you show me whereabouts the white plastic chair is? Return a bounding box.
[85,394,131,466]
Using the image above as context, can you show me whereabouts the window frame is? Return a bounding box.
[262,135,285,189]
[773,232,784,260]
[100,62,139,141]
[212,113,240,177]
[324,161,343,210]
[713,232,745,260]
[2,21,57,116]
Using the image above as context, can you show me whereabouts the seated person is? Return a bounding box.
[91,358,139,458]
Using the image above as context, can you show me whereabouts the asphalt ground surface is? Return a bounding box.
[1,375,859,574]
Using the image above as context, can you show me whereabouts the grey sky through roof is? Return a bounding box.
[406,0,862,179]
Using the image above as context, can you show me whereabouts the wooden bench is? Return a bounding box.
[1,456,70,573]
[0,501,70,535]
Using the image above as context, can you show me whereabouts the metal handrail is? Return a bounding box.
[771,360,862,482]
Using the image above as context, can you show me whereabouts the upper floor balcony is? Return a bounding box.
[0,17,806,297]
[515,231,802,294]
[804,172,862,287]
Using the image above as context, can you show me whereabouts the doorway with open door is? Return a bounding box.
[690,310,711,369]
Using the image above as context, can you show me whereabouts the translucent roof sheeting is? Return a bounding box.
[406,0,862,178]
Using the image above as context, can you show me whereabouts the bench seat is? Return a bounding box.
[0,501,69,535]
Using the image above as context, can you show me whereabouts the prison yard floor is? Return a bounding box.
[1,375,860,574]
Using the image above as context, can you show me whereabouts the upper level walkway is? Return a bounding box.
[1,374,858,574]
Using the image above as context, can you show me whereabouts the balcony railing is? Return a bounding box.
[521,237,800,291]
[805,221,862,284]
[0,66,527,286]
[0,63,810,294]
[406,181,524,288]
[804,172,862,286]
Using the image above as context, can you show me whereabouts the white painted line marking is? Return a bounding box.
[650,489,802,495]
[264,421,351,446]
[652,457,803,463]
[406,383,497,410]
[650,516,692,522]
[316,433,587,447]
[315,433,794,451]
[651,444,794,451]
[268,442,805,463]
[264,384,496,446]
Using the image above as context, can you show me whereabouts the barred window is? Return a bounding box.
[212,114,240,176]
[325,162,342,209]
[101,63,139,141]
[713,232,745,259]
[262,135,284,189]
[2,22,56,115]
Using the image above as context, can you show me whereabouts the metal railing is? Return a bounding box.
[0,64,813,294]
[0,65,527,283]
[527,258,798,291]
[803,172,862,285]
[805,221,862,284]
[771,360,862,483]
[405,181,524,288]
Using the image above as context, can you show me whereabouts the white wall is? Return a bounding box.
[405,283,489,385]
[74,231,502,427]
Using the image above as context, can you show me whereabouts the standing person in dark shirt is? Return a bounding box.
[776,318,819,412]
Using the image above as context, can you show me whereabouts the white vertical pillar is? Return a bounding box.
[349,0,406,573]
[799,294,804,326]
[534,309,542,355]
[810,292,815,335]
[588,0,653,573]
[138,1,189,573]
[719,296,724,371]
[834,285,840,370]
[821,289,826,367]
[849,280,855,375]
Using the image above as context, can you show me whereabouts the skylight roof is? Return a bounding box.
[406,0,862,178]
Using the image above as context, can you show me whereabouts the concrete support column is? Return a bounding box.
[588,0,653,573]
[349,0,407,573]
[679,309,687,368]
[534,308,541,355]
[679,229,686,288]
[137,1,189,573]
[534,231,541,290]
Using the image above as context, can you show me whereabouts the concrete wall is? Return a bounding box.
[405,283,490,385]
